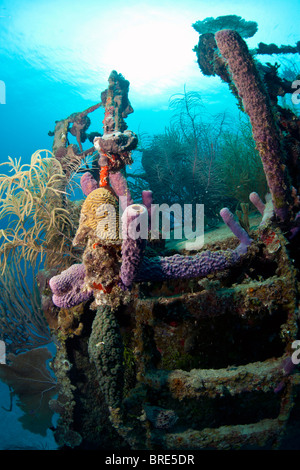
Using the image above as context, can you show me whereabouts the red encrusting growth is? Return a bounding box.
[100,162,109,187]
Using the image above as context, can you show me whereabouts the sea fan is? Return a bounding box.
[0,347,58,436]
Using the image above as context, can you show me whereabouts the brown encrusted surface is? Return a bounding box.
[143,355,292,399]
[114,225,299,449]
[49,220,299,450]
[162,418,281,450]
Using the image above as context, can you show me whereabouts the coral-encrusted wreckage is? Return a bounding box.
[36,19,300,449]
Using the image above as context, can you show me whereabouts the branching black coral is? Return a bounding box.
[131,90,228,226]
[219,115,268,205]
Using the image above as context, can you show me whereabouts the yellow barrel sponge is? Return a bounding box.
[73,187,120,246]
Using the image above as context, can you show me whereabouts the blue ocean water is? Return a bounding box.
[0,0,299,451]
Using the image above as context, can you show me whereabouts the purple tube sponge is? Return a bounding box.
[136,250,240,282]
[142,190,153,216]
[80,172,98,196]
[142,190,156,227]
[249,192,276,226]
[249,192,265,215]
[49,263,93,308]
[220,207,252,255]
[135,208,252,282]
[120,204,147,288]
[215,29,292,223]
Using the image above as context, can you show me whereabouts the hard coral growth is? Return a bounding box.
[192,15,258,38]
[73,186,120,246]
[88,306,124,409]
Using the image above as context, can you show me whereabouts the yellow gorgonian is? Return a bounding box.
[0,149,81,273]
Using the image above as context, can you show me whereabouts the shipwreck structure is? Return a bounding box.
[23,21,300,449]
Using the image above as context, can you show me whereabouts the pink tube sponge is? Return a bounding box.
[142,190,155,222]
[120,204,147,288]
[215,29,292,223]
[80,172,98,196]
[109,171,133,211]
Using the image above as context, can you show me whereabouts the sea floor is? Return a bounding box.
[166,213,261,252]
